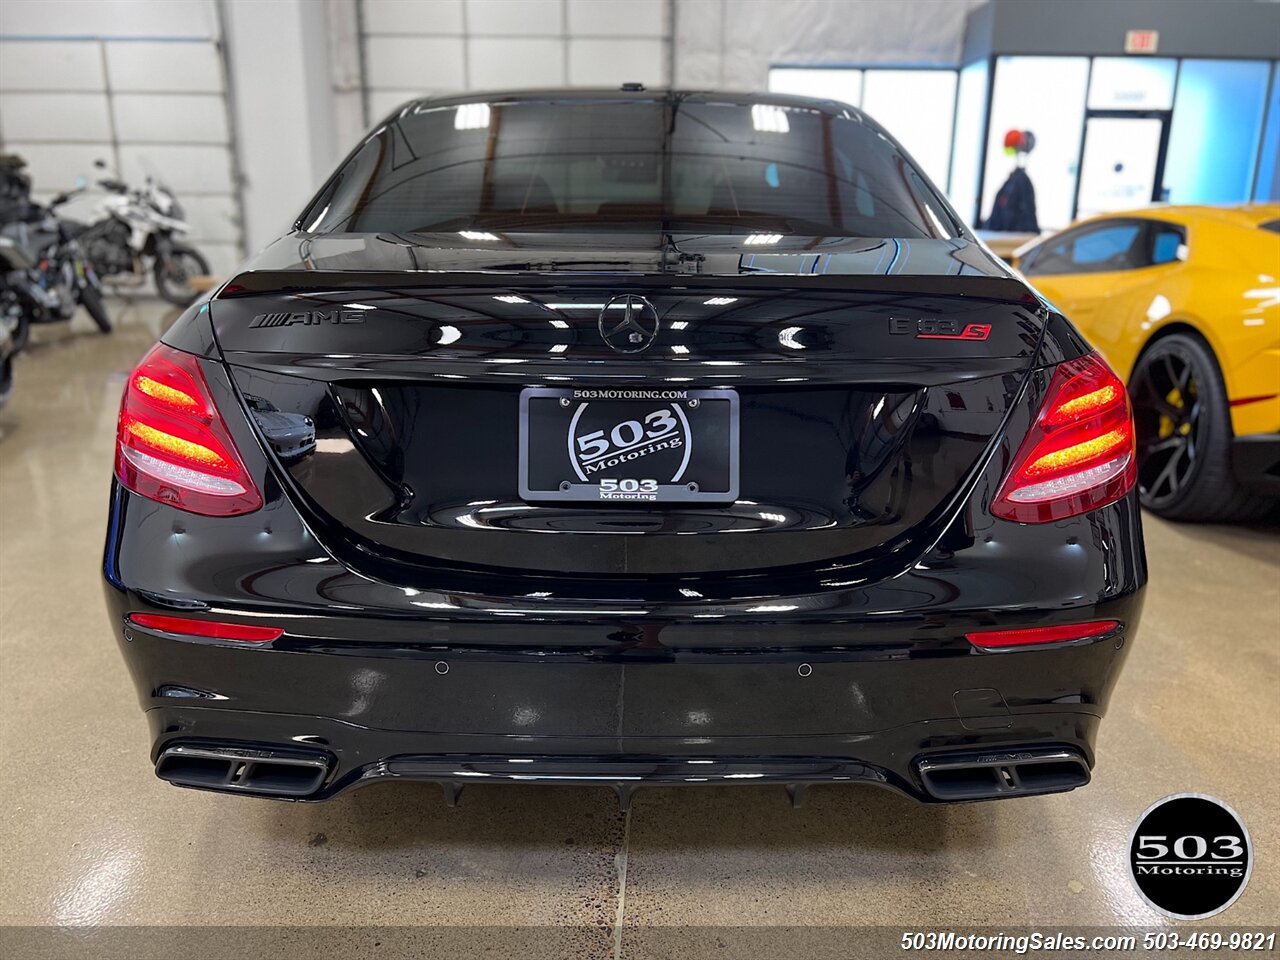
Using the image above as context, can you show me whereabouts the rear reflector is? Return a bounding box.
[966,619,1119,649]
[129,613,283,643]
[115,343,262,516]
[992,352,1136,522]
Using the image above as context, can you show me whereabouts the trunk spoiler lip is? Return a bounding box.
[215,269,1042,307]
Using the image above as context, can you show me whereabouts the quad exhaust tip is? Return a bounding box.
[917,748,1089,801]
[156,744,329,797]
[154,744,1087,803]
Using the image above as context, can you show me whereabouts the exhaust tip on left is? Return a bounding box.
[156,744,329,797]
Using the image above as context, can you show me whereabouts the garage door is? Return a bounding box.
[0,36,244,278]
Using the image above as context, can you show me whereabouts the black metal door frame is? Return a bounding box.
[1071,108,1173,221]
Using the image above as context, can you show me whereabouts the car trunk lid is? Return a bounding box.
[210,263,1043,583]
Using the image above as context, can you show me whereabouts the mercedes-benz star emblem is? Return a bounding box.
[599,295,660,354]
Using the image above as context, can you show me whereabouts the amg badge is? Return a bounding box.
[248,310,365,328]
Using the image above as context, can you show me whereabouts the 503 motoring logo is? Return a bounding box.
[1127,794,1254,919]
[565,389,693,500]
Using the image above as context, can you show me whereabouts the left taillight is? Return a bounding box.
[115,342,262,516]
[992,352,1136,523]
[128,613,282,643]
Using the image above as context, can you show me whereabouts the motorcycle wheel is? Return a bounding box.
[0,356,12,408]
[12,313,30,352]
[78,283,113,333]
[154,245,211,306]
[2,295,31,352]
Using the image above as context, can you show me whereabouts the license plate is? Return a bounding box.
[519,386,739,503]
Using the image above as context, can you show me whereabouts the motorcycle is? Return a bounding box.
[0,191,112,351]
[0,289,16,407]
[76,159,210,306]
[0,155,25,404]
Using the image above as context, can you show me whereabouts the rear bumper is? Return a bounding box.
[103,448,1147,805]
[109,589,1139,804]
[1232,433,1280,495]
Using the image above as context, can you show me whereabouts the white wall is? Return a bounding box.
[358,0,670,119]
[0,0,243,275]
[222,0,341,250]
[675,0,981,89]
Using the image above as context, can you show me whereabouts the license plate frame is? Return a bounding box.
[518,386,740,504]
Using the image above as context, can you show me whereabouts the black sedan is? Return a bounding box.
[103,89,1146,806]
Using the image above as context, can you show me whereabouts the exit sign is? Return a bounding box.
[1125,30,1160,54]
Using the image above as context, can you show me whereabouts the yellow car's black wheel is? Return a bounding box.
[1130,333,1273,522]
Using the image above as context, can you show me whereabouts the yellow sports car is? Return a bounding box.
[1014,204,1279,521]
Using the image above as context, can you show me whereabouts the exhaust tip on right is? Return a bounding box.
[917,748,1090,801]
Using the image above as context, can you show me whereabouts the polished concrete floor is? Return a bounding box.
[1,302,1277,955]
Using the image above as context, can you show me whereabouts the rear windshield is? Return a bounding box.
[301,98,960,240]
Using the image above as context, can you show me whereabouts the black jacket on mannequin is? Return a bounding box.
[984,167,1039,232]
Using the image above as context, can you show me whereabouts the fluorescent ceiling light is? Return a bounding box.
[703,297,738,306]
[459,230,498,241]
[751,104,790,133]
[493,294,527,304]
[778,326,804,349]
[743,233,783,245]
[669,320,689,330]
[454,103,491,130]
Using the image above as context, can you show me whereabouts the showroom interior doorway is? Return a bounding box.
[1073,110,1172,219]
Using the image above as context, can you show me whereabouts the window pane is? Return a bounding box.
[767,68,862,109]
[1151,225,1185,265]
[1254,61,1280,201]
[948,59,989,226]
[1027,222,1149,276]
[861,69,957,191]
[1088,58,1177,111]
[1165,59,1270,204]
[982,56,1089,230]
[306,99,958,239]
[1073,224,1141,265]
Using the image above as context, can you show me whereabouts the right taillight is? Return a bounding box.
[115,343,262,516]
[992,352,1135,523]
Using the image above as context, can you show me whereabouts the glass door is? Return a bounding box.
[1074,113,1169,219]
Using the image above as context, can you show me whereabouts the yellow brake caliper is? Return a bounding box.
[1159,382,1195,438]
